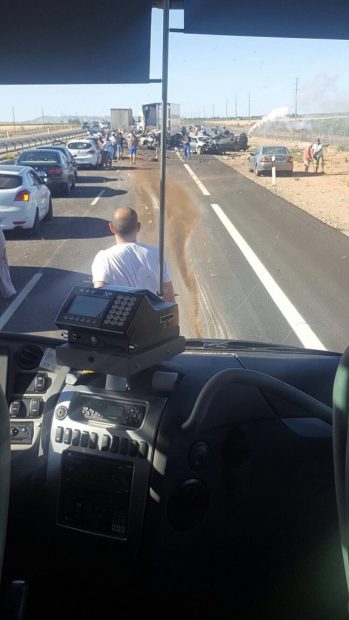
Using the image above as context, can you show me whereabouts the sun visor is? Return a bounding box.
[0,0,152,84]
[183,0,349,39]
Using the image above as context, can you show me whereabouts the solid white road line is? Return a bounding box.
[183,164,210,196]
[91,189,105,206]
[211,203,326,351]
[175,152,210,196]
[0,272,43,330]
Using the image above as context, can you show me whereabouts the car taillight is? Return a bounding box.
[260,157,270,163]
[47,166,63,176]
[15,190,30,202]
[87,148,96,154]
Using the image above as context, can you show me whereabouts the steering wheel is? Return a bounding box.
[181,367,332,433]
[0,384,10,585]
[333,347,349,594]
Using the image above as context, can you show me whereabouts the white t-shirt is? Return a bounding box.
[92,242,171,294]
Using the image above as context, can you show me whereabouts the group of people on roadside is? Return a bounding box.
[303,138,324,174]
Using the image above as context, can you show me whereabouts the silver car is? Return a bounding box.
[248,146,293,176]
[189,136,212,154]
[66,139,102,169]
[0,165,52,234]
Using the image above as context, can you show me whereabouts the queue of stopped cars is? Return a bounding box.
[0,165,52,233]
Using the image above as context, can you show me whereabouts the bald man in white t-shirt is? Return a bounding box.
[92,207,175,303]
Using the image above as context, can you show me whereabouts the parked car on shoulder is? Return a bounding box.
[66,139,102,169]
[0,165,52,234]
[36,145,78,180]
[248,145,293,176]
[16,149,75,195]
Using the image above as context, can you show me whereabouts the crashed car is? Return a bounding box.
[201,132,248,154]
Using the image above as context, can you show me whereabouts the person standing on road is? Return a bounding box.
[0,229,16,298]
[92,207,175,302]
[183,134,191,159]
[128,133,138,165]
[312,138,324,173]
[303,143,313,173]
[115,132,124,161]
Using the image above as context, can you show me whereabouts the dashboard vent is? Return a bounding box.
[15,345,43,370]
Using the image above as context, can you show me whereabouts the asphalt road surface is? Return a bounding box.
[1,148,348,353]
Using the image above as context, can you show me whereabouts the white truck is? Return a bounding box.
[141,103,181,137]
[110,108,134,131]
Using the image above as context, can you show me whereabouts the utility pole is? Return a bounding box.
[225,99,228,119]
[235,95,237,120]
[248,92,251,119]
[61,110,64,124]
[41,109,45,126]
[212,104,215,118]
[295,77,298,119]
[12,106,16,133]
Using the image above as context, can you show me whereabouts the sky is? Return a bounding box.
[1,9,349,122]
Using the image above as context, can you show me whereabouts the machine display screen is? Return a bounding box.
[72,394,145,428]
[67,295,109,318]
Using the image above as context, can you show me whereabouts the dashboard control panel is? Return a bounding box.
[47,384,167,544]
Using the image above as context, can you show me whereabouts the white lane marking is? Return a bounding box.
[183,164,210,196]
[91,189,105,206]
[175,151,210,196]
[0,272,43,330]
[211,203,326,351]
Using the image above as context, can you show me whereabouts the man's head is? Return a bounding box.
[317,138,321,144]
[109,207,140,242]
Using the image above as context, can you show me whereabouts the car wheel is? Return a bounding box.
[30,209,40,237]
[255,165,261,176]
[197,146,203,155]
[44,199,53,221]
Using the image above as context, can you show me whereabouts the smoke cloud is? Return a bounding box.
[299,73,349,114]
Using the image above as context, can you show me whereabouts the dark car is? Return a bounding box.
[36,145,78,180]
[16,149,75,195]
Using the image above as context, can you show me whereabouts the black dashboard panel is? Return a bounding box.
[0,333,346,620]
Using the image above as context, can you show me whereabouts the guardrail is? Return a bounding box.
[0,129,87,157]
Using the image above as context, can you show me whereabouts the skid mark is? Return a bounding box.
[133,168,202,337]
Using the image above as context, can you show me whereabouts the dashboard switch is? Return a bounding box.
[29,398,41,417]
[80,431,89,448]
[139,442,149,459]
[10,399,23,418]
[120,438,129,455]
[63,428,72,445]
[89,433,98,449]
[101,435,110,451]
[72,429,81,446]
[129,440,139,457]
[111,436,120,453]
[55,427,64,443]
[34,374,46,393]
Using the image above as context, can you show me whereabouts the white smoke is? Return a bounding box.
[249,106,289,135]
[299,73,349,114]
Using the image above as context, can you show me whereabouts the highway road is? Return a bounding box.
[1,148,348,352]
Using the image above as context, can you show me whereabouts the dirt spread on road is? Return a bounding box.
[216,136,349,236]
[132,156,202,336]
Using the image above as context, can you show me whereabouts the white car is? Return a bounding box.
[66,139,102,169]
[189,135,212,154]
[0,165,52,234]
